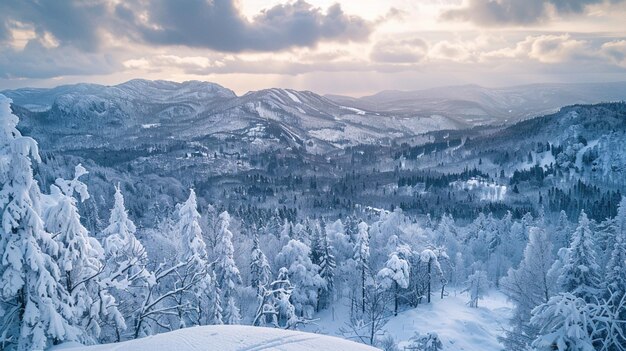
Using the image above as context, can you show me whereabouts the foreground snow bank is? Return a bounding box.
[50,325,380,351]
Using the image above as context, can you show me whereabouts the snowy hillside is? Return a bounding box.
[327,82,626,125]
[50,325,379,351]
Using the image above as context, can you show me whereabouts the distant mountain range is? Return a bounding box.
[327,82,626,125]
[2,79,625,224]
[4,80,625,155]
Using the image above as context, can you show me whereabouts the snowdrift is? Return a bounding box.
[50,325,379,351]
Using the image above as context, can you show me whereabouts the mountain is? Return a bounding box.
[2,80,625,227]
[327,82,626,125]
[2,79,466,154]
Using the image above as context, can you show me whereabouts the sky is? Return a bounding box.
[0,0,625,96]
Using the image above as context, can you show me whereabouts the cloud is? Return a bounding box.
[119,0,373,52]
[601,40,626,67]
[430,41,474,62]
[484,34,589,63]
[0,41,120,79]
[441,0,624,26]
[0,0,109,51]
[370,38,428,63]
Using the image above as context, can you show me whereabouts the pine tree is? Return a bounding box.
[604,197,626,328]
[354,221,370,315]
[500,227,555,350]
[530,293,595,351]
[214,211,242,324]
[318,224,336,309]
[254,267,298,329]
[207,270,223,325]
[175,188,212,327]
[178,189,208,271]
[44,164,123,343]
[558,211,602,302]
[0,95,78,350]
[250,232,271,294]
[101,184,150,340]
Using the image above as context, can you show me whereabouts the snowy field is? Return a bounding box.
[304,289,512,351]
[49,325,379,351]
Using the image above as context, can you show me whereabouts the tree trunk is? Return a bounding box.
[427,259,432,304]
[394,281,398,316]
[361,266,365,315]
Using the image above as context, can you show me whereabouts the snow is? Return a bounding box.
[49,325,378,351]
[285,90,302,104]
[382,290,511,350]
[340,106,366,115]
[575,139,599,170]
[304,289,512,351]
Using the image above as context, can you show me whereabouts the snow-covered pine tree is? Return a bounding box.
[530,293,595,351]
[101,184,151,339]
[175,188,212,327]
[207,269,223,325]
[253,267,298,329]
[44,164,123,343]
[318,222,336,310]
[463,270,489,308]
[604,197,626,338]
[354,221,370,315]
[557,211,602,303]
[0,95,78,350]
[214,211,242,324]
[500,227,555,350]
[377,248,410,316]
[250,232,272,295]
[178,189,208,271]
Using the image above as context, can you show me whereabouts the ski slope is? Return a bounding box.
[49,325,379,351]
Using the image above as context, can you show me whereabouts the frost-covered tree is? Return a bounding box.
[207,270,223,325]
[174,189,212,327]
[44,164,123,343]
[419,249,446,303]
[558,211,602,302]
[500,227,555,350]
[250,232,272,295]
[408,332,444,351]
[463,270,489,308]
[214,211,242,324]
[530,293,595,351]
[101,184,151,339]
[253,267,299,329]
[177,189,207,271]
[318,223,336,310]
[378,249,410,316]
[354,221,370,314]
[0,95,78,350]
[275,239,324,318]
[604,197,626,342]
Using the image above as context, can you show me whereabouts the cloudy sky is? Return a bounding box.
[1,0,625,96]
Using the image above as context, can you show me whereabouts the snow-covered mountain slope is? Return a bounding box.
[11,79,606,155]
[49,325,379,351]
[328,82,626,125]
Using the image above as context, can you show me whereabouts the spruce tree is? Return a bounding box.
[557,211,602,302]
[0,95,78,350]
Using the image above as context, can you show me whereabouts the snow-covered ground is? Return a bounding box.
[50,325,379,351]
[304,289,512,351]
